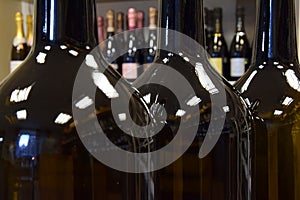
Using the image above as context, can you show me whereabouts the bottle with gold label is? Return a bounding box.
[207,7,229,77]
[10,12,28,73]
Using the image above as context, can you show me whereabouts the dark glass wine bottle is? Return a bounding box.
[97,16,105,45]
[234,0,300,199]
[143,7,157,71]
[26,14,33,55]
[134,0,254,199]
[121,8,143,82]
[11,12,28,73]
[103,9,121,72]
[208,7,229,77]
[204,7,214,51]
[228,6,251,83]
[0,0,150,199]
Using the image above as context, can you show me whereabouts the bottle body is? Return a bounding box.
[134,0,254,199]
[235,0,300,199]
[11,12,28,73]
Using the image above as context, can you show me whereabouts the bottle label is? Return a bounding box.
[230,58,245,77]
[122,63,138,79]
[10,60,23,73]
[209,58,223,75]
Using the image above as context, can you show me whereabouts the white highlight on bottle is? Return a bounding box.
[187,96,201,106]
[175,109,186,117]
[36,52,47,64]
[69,50,79,57]
[16,109,27,120]
[54,113,72,124]
[75,96,94,109]
[282,96,294,106]
[10,84,33,103]
[92,72,119,99]
[274,110,283,116]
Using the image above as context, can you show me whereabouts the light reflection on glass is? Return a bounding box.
[36,52,47,64]
[75,96,93,109]
[274,110,283,116]
[10,84,33,103]
[92,72,119,99]
[0,137,3,142]
[16,109,27,120]
[195,62,219,94]
[285,69,300,92]
[143,93,151,104]
[69,50,79,57]
[241,70,258,93]
[187,96,201,106]
[44,45,51,50]
[60,45,67,50]
[85,54,99,69]
[18,134,30,148]
[175,109,186,117]
[223,106,230,113]
[118,113,127,121]
[54,113,72,124]
[282,96,294,106]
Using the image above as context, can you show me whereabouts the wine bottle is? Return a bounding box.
[121,8,143,82]
[228,6,251,83]
[26,14,33,55]
[204,7,214,51]
[208,7,229,76]
[97,16,105,45]
[134,0,254,199]
[10,12,28,73]
[234,0,300,199]
[0,0,150,199]
[143,7,157,71]
[103,9,121,71]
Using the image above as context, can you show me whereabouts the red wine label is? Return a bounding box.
[122,63,138,79]
[230,58,245,77]
[10,60,23,73]
[209,58,223,75]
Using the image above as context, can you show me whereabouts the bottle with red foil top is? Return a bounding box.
[121,8,143,82]
[97,16,105,47]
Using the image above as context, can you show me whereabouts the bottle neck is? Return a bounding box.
[159,0,205,52]
[16,20,25,39]
[236,16,245,32]
[252,0,298,63]
[34,0,98,49]
[214,18,223,34]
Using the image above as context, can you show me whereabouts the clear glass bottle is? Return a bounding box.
[0,0,149,199]
[235,0,300,199]
[134,0,254,199]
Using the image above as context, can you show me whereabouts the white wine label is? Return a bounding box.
[10,60,23,73]
[122,63,138,79]
[230,58,246,77]
[209,58,223,75]
[111,63,119,70]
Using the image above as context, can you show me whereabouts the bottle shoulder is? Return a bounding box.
[235,60,300,119]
